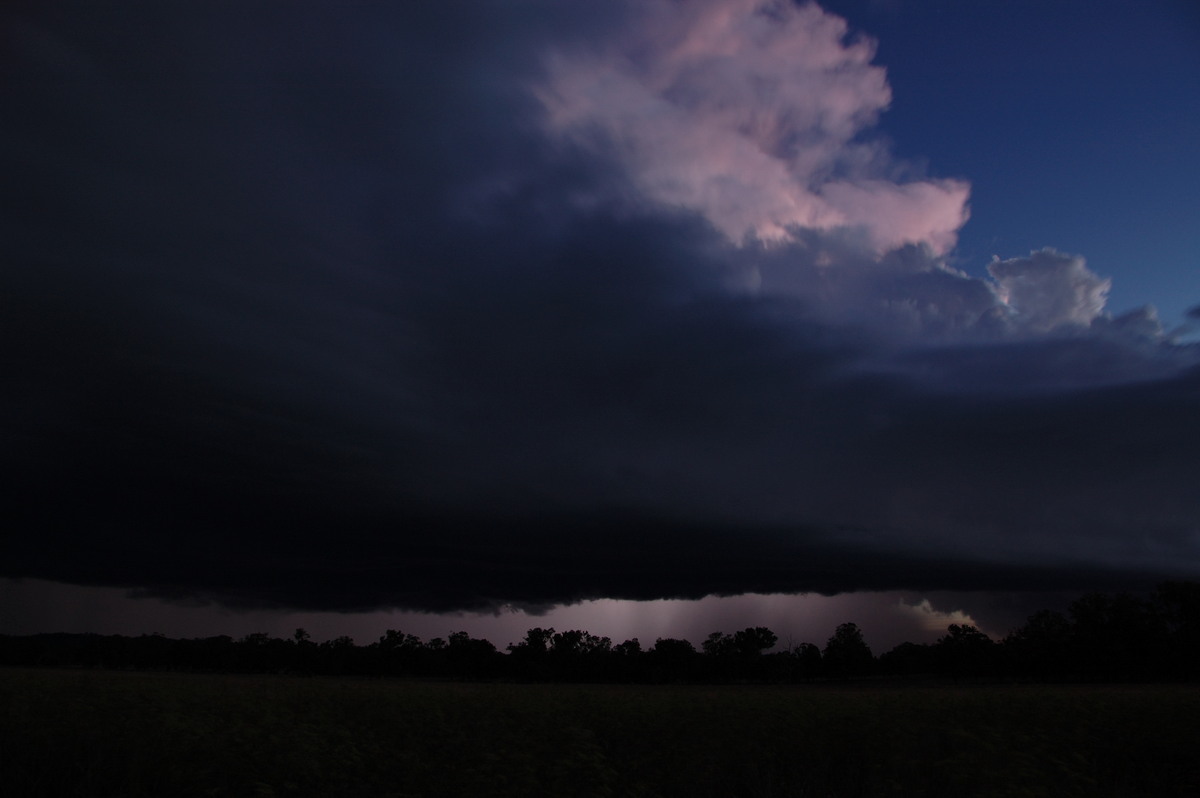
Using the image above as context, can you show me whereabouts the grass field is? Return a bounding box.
[2,668,1198,797]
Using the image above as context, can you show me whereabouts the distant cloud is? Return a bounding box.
[538,0,968,253]
[988,249,1111,333]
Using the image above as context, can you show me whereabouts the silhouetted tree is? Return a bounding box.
[369,629,424,675]
[317,635,361,674]
[237,632,292,672]
[879,641,934,677]
[442,631,502,679]
[507,627,556,680]
[1153,581,1200,679]
[822,623,874,678]
[733,627,778,656]
[509,627,554,656]
[551,629,611,657]
[702,632,736,658]
[613,638,642,657]
[702,631,738,681]
[375,629,422,653]
[648,637,697,682]
[606,638,644,681]
[793,642,823,681]
[702,627,779,680]
[547,630,613,680]
[1069,592,1166,680]
[1005,609,1072,680]
[934,624,997,680]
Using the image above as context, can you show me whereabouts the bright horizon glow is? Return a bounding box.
[1,578,991,654]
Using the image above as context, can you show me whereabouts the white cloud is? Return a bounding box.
[988,249,1111,333]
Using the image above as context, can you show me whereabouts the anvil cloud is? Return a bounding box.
[2,0,1198,616]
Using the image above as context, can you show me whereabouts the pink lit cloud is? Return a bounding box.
[537,0,969,253]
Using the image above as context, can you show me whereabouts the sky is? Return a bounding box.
[3,0,1199,654]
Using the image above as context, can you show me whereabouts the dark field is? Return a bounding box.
[2,669,1198,797]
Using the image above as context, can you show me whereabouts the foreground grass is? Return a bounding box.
[2,669,1198,797]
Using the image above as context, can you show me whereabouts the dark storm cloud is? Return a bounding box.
[3,1,1199,613]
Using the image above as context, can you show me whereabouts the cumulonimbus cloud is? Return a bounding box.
[537,0,970,253]
[2,0,1198,617]
[533,0,1183,354]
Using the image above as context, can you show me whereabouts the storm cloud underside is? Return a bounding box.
[3,1,1199,614]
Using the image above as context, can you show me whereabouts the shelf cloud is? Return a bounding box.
[3,1,1198,614]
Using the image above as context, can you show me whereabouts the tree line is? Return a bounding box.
[3,582,1198,683]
